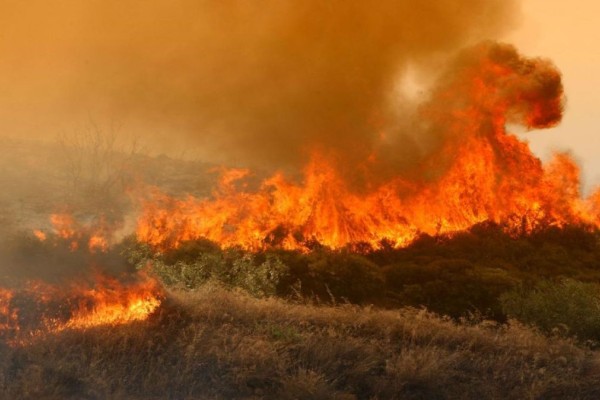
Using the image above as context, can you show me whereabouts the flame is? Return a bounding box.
[34,213,112,252]
[88,234,109,253]
[57,273,162,331]
[0,272,162,345]
[135,43,598,252]
[6,215,163,346]
[136,152,600,252]
[32,229,47,241]
[0,288,18,333]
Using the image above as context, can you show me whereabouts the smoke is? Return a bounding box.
[0,232,132,284]
[0,0,518,170]
[421,41,563,158]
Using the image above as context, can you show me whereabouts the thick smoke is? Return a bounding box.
[0,0,517,171]
[0,233,132,284]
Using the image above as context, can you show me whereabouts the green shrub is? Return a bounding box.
[151,252,225,289]
[384,259,517,318]
[500,279,600,343]
[121,225,600,322]
[229,253,288,297]
[136,241,289,298]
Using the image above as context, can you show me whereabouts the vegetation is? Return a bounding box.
[3,139,600,398]
[501,279,600,344]
[2,286,600,400]
[124,223,600,345]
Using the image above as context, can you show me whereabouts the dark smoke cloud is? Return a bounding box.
[0,0,518,170]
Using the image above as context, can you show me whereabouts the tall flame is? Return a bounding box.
[135,43,599,252]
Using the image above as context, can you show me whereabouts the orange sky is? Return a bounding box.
[507,0,600,192]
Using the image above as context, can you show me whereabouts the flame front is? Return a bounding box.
[1,216,163,346]
[135,43,600,252]
[53,273,162,331]
[0,273,162,345]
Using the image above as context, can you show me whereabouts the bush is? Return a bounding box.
[229,253,288,297]
[500,279,600,343]
[133,241,289,298]
[121,225,600,322]
[384,259,517,319]
[273,249,384,304]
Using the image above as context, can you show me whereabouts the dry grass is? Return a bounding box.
[1,285,600,399]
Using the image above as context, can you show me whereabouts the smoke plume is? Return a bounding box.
[0,0,518,170]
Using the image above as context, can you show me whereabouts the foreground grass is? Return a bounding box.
[1,286,600,400]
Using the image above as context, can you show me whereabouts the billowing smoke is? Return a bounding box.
[0,0,518,171]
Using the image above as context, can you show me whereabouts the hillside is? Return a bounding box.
[2,285,600,400]
[3,139,600,398]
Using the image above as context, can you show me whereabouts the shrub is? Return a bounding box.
[384,259,517,319]
[135,241,289,298]
[500,279,600,343]
[229,253,288,297]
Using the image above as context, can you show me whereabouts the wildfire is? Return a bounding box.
[0,272,162,346]
[0,215,164,346]
[46,213,111,252]
[135,43,600,252]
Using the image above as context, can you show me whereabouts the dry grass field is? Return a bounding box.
[2,285,600,400]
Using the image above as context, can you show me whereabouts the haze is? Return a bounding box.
[0,0,516,171]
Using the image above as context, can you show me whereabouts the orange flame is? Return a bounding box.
[135,43,599,252]
[10,214,163,346]
[0,272,162,345]
[32,229,47,241]
[34,213,113,253]
[55,273,162,331]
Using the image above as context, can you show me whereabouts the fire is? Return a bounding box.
[35,213,112,252]
[0,272,162,345]
[32,229,46,242]
[135,43,600,252]
[0,288,18,333]
[54,273,162,331]
[0,214,164,346]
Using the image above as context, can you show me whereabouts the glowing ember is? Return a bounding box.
[33,230,47,241]
[135,43,600,252]
[0,288,18,333]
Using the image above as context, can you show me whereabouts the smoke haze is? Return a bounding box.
[0,0,518,169]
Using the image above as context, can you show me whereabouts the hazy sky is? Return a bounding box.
[1,0,598,191]
[507,0,600,192]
